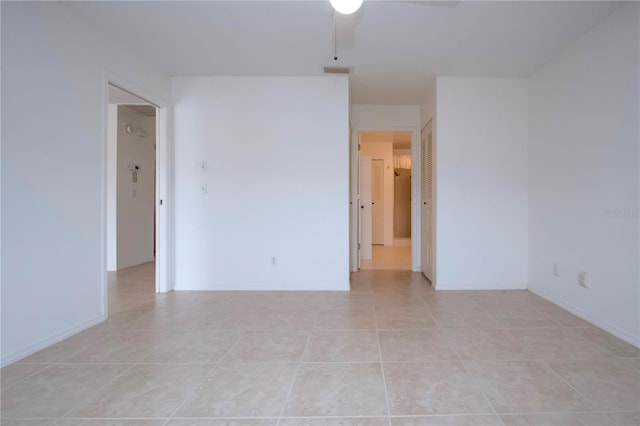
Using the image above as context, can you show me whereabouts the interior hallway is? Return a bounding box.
[1,262,639,425]
[360,243,412,271]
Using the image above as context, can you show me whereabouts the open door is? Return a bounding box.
[371,159,384,245]
[421,121,434,281]
[359,156,373,262]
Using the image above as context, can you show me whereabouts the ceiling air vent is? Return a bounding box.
[323,66,352,75]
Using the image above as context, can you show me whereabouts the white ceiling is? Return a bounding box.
[69,1,620,105]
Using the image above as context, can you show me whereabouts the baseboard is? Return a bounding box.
[528,286,640,348]
[435,282,528,290]
[1,314,106,367]
[173,282,350,291]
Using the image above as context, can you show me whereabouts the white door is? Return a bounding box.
[421,121,434,281]
[371,159,384,245]
[359,156,373,261]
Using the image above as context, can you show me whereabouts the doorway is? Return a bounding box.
[105,81,169,302]
[356,131,413,271]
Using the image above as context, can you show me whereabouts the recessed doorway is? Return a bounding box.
[356,131,413,271]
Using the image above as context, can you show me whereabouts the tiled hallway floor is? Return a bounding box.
[2,263,639,425]
[361,245,411,271]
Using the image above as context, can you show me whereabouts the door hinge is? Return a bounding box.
[358,243,361,249]
[358,144,361,151]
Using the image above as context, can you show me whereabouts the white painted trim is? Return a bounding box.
[0,315,106,367]
[350,126,421,272]
[528,286,640,348]
[437,283,528,291]
[175,283,350,292]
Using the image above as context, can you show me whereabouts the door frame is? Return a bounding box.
[350,126,421,272]
[102,73,173,318]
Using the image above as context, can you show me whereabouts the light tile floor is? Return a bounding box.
[2,262,639,425]
[361,245,411,271]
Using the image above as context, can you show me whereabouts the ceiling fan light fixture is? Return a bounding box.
[330,0,363,15]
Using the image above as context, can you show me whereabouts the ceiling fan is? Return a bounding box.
[330,0,459,60]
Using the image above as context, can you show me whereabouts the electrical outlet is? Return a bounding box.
[201,184,207,195]
[271,256,278,266]
[553,263,560,277]
[201,162,207,172]
[578,272,589,288]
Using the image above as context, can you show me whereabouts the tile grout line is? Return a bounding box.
[162,330,246,425]
[0,364,51,394]
[56,363,137,422]
[541,359,601,411]
[374,307,393,426]
[276,330,314,424]
[455,351,502,420]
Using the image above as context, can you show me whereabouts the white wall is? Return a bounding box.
[1,2,171,366]
[116,107,156,270]
[351,105,421,130]
[420,88,438,282]
[173,76,350,291]
[350,105,421,270]
[361,136,394,246]
[436,77,528,290]
[528,3,640,345]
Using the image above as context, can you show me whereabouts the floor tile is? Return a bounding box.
[547,358,640,411]
[603,411,640,426]
[283,363,387,416]
[379,329,459,362]
[572,327,640,357]
[138,331,239,363]
[383,362,492,415]
[0,364,127,418]
[304,330,380,362]
[167,420,277,426]
[221,331,309,363]
[62,332,168,363]
[511,328,613,360]
[175,363,298,417]
[0,420,55,426]
[247,309,317,330]
[375,308,436,329]
[391,415,502,425]
[465,360,591,413]
[314,310,377,329]
[16,342,88,364]
[533,304,593,327]
[55,420,166,425]
[6,263,639,424]
[67,364,211,418]
[443,329,526,361]
[279,419,389,426]
[1,363,48,390]
[432,310,559,329]
[321,293,376,311]
[499,412,615,426]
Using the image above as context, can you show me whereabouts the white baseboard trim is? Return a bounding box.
[173,282,351,292]
[1,314,106,368]
[436,282,528,290]
[528,286,640,348]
